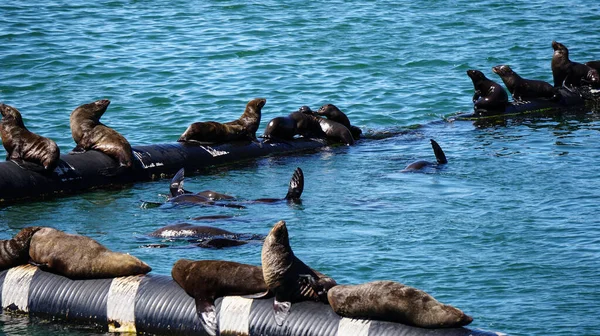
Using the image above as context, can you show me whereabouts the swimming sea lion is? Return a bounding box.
[149,223,235,238]
[197,237,249,249]
[290,106,354,145]
[0,226,43,270]
[315,104,362,140]
[167,168,244,208]
[262,116,298,141]
[69,99,133,168]
[466,70,509,112]
[172,259,269,336]
[178,98,266,144]
[552,41,600,88]
[327,280,473,328]
[251,167,304,204]
[261,220,337,325]
[403,139,447,172]
[0,104,60,173]
[28,227,151,279]
[492,65,559,102]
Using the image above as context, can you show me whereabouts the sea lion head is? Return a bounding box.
[265,220,290,250]
[239,98,266,134]
[492,65,513,77]
[297,105,317,116]
[552,41,569,56]
[71,99,111,122]
[316,104,339,117]
[466,69,486,83]
[0,103,25,127]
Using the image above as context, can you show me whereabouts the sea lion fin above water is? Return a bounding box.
[195,297,217,336]
[170,168,187,197]
[430,139,447,164]
[284,167,304,201]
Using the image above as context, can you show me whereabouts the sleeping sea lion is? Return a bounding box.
[315,104,362,140]
[403,139,447,172]
[0,104,60,173]
[327,280,473,328]
[492,65,559,102]
[28,227,151,279]
[466,69,509,112]
[0,226,43,270]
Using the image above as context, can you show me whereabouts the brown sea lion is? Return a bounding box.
[466,70,509,112]
[403,139,447,172]
[69,99,133,168]
[0,104,60,172]
[172,259,269,336]
[290,106,354,145]
[552,41,600,88]
[0,226,43,271]
[28,227,151,279]
[178,98,266,144]
[492,65,559,101]
[328,280,473,328]
[315,104,362,140]
[261,220,337,325]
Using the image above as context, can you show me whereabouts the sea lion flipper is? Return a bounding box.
[429,139,447,164]
[70,145,87,154]
[273,299,291,326]
[170,168,186,197]
[195,298,217,336]
[284,167,304,200]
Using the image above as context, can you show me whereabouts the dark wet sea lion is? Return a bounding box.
[262,116,298,141]
[167,168,244,208]
[552,41,600,88]
[492,65,558,101]
[178,98,266,144]
[251,167,304,204]
[197,237,248,249]
[149,223,235,238]
[328,280,473,328]
[466,70,509,112]
[290,106,354,145]
[403,139,447,172]
[0,104,60,172]
[0,226,43,270]
[261,220,337,325]
[585,60,600,73]
[172,259,269,335]
[28,227,151,279]
[69,99,133,168]
[316,104,362,140]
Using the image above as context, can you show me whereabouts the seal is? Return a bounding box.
[262,116,298,141]
[585,60,600,73]
[261,220,337,325]
[403,139,447,172]
[168,168,244,208]
[197,237,249,249]
[69,99,133,169]
[251,167,304,204]
[28,227,151,279]
[172,259,270,335]
[178,98,266,144]
[149,223,236,238]
[0,226,43,271]
[316,104,362,140]
[552,41,600,88]
[290,106,354,145]
[492,65,559,101]
[0,103,60,173]
[466,70,509,112]
[327,280,473,328]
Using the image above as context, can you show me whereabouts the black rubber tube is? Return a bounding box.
[0,265,503,336]
[0,138,327,204]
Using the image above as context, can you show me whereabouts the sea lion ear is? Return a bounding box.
[273,299,291,326]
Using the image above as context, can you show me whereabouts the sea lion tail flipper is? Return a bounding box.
[273,299,291,326]
[284,167,304,200]
[170,168,186,197]
[195,298,217,336]
[430,139,447,164]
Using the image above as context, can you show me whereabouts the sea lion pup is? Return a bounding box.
[466,70,509,112]
[251,167,304,204]
[0,226,43,270]
[168,168,244,208]
[28,227,151,279]
[178,98,266,144]
[261,220,337,325]
[0,104,60,173]
[69,99,133,168]
[552,41,600,88]
[403,139,447,172]
[327,280,473,328]
[172,259,269,336]
[290,106,354,145]
[316,104,362,140]
[492,65,559,102]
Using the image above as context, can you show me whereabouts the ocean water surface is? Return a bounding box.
[1,1,599,335]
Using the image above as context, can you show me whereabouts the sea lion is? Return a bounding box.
[197,237,248,249]
[28,227,151,279]
[167,168,244,208]
[585,60,600,73]
[552,41,600,88]
[327,280,473,328]
[178,98,266,144]
[492,65,559,102]
[262,116,298,141]
[251,167,304,204]
[466,70,509,112]
[315,104,362,140]
[0,226,43,271]
[0,104,60,172]
[69,99,133,168]
[403,139,447,172]
[261,220,337,325]
[290,106,354,145]
[149,223,235,238]
[172,259,269,336]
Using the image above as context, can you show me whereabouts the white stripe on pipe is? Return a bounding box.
[337,318,371,336]
[106,275,143,333]
[218,296,253,335]
[1,264,37,313]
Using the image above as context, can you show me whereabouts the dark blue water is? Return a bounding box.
[1,1,600,335]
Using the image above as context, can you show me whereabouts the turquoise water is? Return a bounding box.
[1,1,600,335]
